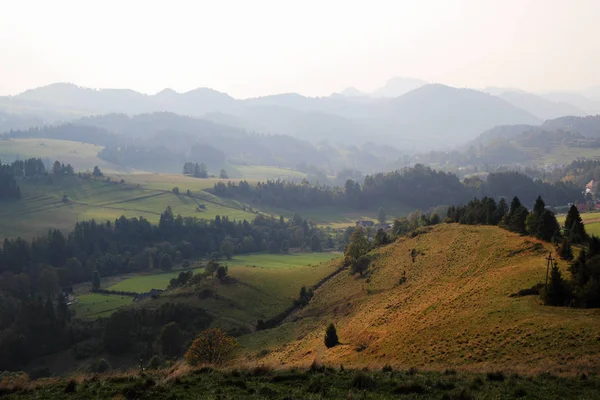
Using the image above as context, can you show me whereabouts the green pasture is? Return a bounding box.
[71,293,133,319]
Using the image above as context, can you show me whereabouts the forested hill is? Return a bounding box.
[2,113,399,174]
[211,165,582,211]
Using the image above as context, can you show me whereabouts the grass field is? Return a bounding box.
[71,293,133,319]
[240,224,600,375]
[0,138,124,173]
[234,165,307,181]
[0,176,258,239]
[71,252,340,322]
[557,210,600,237]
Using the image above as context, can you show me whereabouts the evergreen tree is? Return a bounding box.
[377,207,386,225]
[537,209,560,242]
[564,204,588,244]
[345,227,369,261]
[558,238,574,261]
[543,263,569,306]
[324,323,339,348]
[533,195,545,218]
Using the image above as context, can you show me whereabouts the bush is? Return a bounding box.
[324,323,339,348]
[147,355,162,370]
[486,371,505,381]
[351,371,376,390]
[185,329,237,365]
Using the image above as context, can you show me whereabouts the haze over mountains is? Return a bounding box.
[1,78,598,165]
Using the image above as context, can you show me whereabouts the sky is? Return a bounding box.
[1,0,599,98]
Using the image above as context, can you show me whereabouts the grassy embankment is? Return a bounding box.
[239,224,600,376]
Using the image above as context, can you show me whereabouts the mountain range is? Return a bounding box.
[1,81,559,150]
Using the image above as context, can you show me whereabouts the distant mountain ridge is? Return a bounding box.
[3,81,572,150]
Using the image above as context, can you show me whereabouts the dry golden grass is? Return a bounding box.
[240,224,600,376]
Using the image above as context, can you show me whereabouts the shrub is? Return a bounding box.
[351,371,376,390]
[147,355,162,370]
[324,323,339,348]
[185,329,237,365]
[394,382,425,394]
[486,371,505,381]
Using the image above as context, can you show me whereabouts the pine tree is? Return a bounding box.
[543,263,569,306]
[558,238,574,261]
[564,204,588,244]
[324,323,339,348]
[537,209,560,242]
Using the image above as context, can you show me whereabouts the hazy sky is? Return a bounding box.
[1,0,599,98]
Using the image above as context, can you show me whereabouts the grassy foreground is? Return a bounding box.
[1,365,599,399]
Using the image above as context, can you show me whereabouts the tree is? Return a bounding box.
[310,234,322,252]
[160,322,183,357]
[537,209,560,242]
[38,268,59,298]
[220,238,234,260]
[377,207,386,225]
[542,263,569,306]
[92,270,101,290]
[92,166,103,177]
[564,204,588,244]
[104,310,132,354]
[185,328,237,365]
[345,227,369,261]
[352,254,372,277]
[324,323,339,348]
[172,186,180,194]
[160,253,173,271]
[216,265,228,282]
[219,169,229,179]
[206,260,219,278]
[558,238,574,261]
[374,229,389,245]
[281,239,290,253]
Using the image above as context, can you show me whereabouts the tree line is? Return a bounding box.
[210,165,582,211]
[0,207,335,371]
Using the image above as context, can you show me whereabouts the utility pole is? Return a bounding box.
[545,252,554,293]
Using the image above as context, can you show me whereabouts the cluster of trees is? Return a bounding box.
[183,162,208,178]
[0,207,336,370]
[447,196,561,243]
[211,165,582,212]
[0,166,20,199]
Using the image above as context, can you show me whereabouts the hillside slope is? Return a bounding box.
[242,224,600,375]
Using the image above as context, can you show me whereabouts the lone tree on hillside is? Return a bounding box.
[324,323,339,348]
[93,166,103,177]
[219,169,229,179]
[185,328,237,365]
[377,207,386,225]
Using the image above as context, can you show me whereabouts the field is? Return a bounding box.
[71,293,133,319]
[0,176,258,239]
[0,138,123,173]
[234,165,307,181]
[240,224,600,375]
[557,210,600,236]
[71,253,340,322]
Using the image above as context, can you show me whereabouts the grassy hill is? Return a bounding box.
[240,224,600,375]
[0,176,258,239]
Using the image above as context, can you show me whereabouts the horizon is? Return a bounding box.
[2,0,600,99]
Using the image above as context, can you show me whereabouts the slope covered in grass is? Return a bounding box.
[241,224,600,375]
